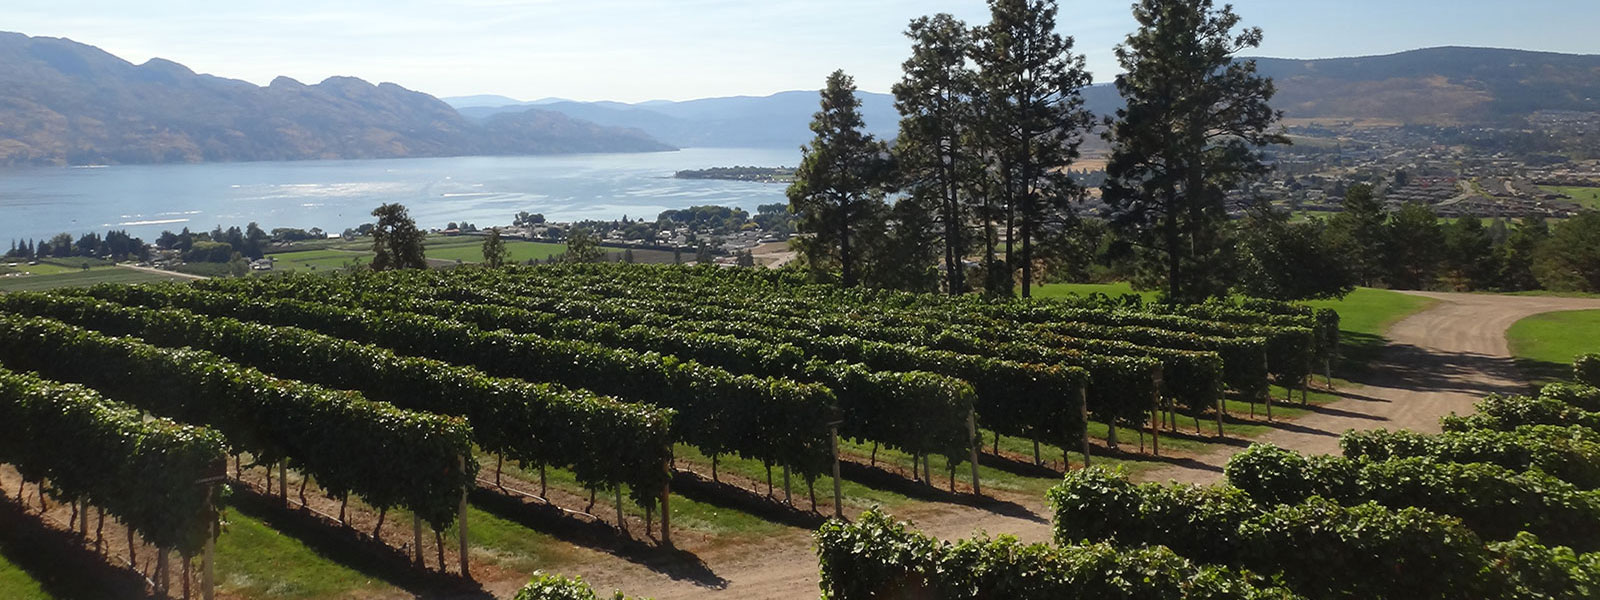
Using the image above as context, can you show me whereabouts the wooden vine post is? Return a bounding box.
[457,454,470,579]
[1216,394,1225,438]
[828,421,843,519]
[198,459,227,600]
[659,454,673,547]
[1264,354,1274,422]
[965,410,980,496]
[412,515,423,568]
[1078,385,1091,468]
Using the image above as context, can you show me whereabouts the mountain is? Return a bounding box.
[442,95,573,108]
[1246,47,1600,123]
[0,32,675,166]
[454,47,1598,149]
[457,90,903,149]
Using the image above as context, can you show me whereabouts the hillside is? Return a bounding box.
[0,32,675,166]
[1250,47,1600,123]
[454,47,1600,149]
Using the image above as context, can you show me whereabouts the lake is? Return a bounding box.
[0,147,799,244]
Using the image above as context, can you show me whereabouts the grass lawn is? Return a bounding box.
[1507,309,1600,387]
[264,249,373,273]
[217,503,400,599]
[0,267,193,293]
[1305,288,1436,373]
[0,556,48,600]
[1541,186,1600,210]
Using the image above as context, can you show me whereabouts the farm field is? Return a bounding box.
[5,266,1596,599]
[1508,308,1600,386]
[0,266,194,293]
[1541,185,1600,209]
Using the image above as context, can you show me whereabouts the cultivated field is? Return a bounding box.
[0,267,1595,599]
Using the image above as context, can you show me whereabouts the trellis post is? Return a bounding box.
[458,454,470,579]
[828,422,843,518]
[1078,385,1091,468]
[966,411,980,496]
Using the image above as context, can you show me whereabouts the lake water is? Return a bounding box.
[0,147,799,243]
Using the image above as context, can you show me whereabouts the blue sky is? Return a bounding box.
[8,0,1597,102]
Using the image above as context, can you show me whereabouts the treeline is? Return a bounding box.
[1316,186,1600,293]
[5,230,149,262]
[789,0,1284,303]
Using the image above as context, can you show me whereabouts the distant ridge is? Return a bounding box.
[0,32,675,166]
[449,46,1600,149]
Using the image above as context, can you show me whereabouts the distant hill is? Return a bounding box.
[0,32,675,166]
[453,47,1600,149]
[455,91,904,149]
[1246,47,1600,124]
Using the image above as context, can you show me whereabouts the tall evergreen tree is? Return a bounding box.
[971,0,1095,298]
[1384,203,1445,289]
[369,203,428,271]
[788,70,892,287]
[1101,0,1286,303]
[894,13,978,295]
[1443,214,1497,290]
[1499,216,1549,291]
[1325,184,1387,286]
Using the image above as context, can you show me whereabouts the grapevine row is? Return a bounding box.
[0,366,226,556]
[0,292,676,507]
[0,313,475,527]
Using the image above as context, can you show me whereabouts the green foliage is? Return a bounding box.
[1102,0,1284,302]
[815,508,1297,600]
[1048,467,1598,600]
[80,282,837,481]
[1383,203,1445,289]
[563,228,606,264]
[482,228,511,268]
[513,573,638,600]
[1578,354,1600,388]
[1234,208,1357,301]
[1442,394,1600,433]
[1225,444,1600,550]
[369,203,428,270]
[0,367,226,555]
[0,313,474,528]
[970,0,1096,298]
[0,292,675,507]
[1535,212,1600,292]
[1340,427,1600,490]
[788,70,892,287]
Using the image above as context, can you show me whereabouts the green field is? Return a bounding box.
[1541,186,1600,210]
[0,268,193,293]
[426,240,569,264]
[263,249,373,273]
[0,558,48,600]
[1508,309,1600,387]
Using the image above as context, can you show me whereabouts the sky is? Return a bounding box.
[7,0,1598,103]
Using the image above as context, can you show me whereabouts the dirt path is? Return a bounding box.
[585,291,1600,599]
[1141,291,1600,484]
[118,264,208,280]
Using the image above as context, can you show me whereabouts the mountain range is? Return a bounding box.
[2,30,1598,167]
[449,47,1600,149]
[0,32,673,166]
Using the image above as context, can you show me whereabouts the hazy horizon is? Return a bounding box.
[8,0,1599,103]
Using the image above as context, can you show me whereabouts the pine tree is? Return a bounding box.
[1325,184,1388,286]
[788,70,892,287]
[894,13,979,295]
[971,0,1095,298]
[1101,0,1286,303]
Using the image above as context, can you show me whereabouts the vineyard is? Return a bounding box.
[0,263,1347,597]
[822,356,1600,600]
